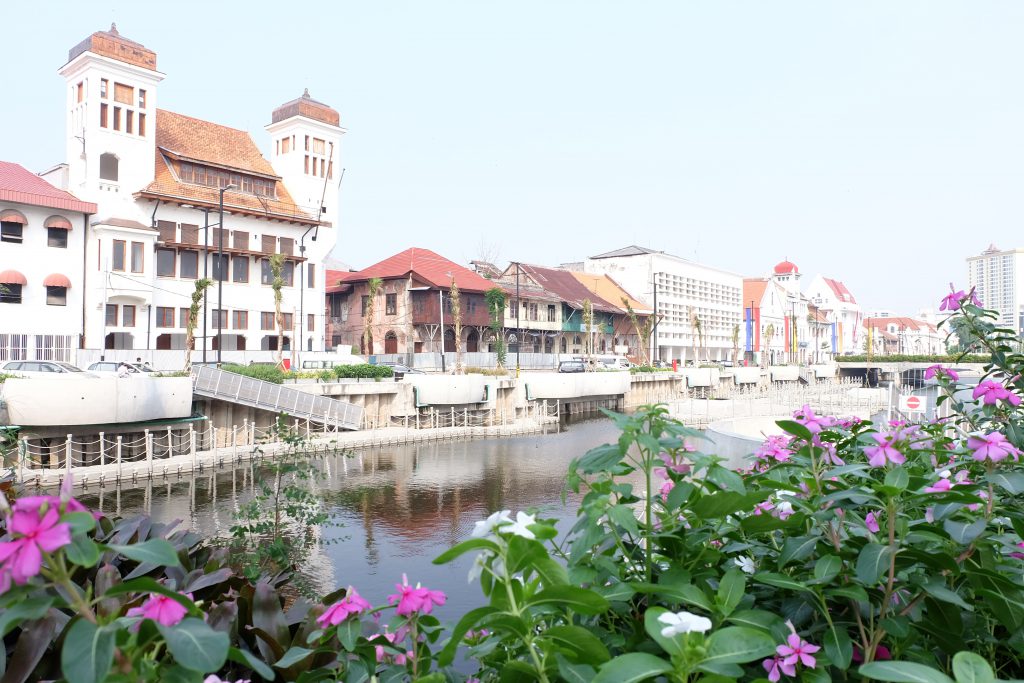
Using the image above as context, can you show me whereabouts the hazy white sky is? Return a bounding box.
[3,1,1023,313]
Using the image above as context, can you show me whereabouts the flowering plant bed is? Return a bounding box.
[1,285,1023,681]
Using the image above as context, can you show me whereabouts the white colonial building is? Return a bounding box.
[741,260,828,366]
[37,25,343,365]
[0,162,97,361]
[582,246,743,363]
[804,273,863,356]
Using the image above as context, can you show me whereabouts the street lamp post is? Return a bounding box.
[515,262,521,377]
[202,208,210,364]
[216,184,235,367]
[297,223,319,370]
[438,286,446,373]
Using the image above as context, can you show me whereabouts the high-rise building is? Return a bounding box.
[966,244,1024,333]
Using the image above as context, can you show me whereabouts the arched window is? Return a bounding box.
[99,153,119,181]
[574,335,581,346]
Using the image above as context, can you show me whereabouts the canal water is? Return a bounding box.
[79,416,625,619]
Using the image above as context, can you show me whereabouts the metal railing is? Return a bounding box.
[191,365,363,430]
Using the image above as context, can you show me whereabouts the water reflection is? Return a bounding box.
[80,417,622,618]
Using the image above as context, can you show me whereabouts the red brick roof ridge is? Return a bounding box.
[337,247,495,293]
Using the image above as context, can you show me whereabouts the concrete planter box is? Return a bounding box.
[407,375,492,405]
[683,368,720,388]
[811,364,837,379]
[732,367,762,385]
[523,372,632,400]
[770,366,800,382]
[1,376,192,426]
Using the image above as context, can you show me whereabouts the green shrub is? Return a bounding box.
[221,363,285,384]
[332,363,394,379]
[465,366,509,376]
[0,373,19,383]
[630,365,672,373]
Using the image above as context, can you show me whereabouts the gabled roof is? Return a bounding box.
[338,248,495,293]
[590,245,661,260]
[823,277,857,305]
[863,316,937,333]
[0,161,97,214]
[512,264,620,313]
[571,272,652,314]
[137,110,317,224]
[743,278,769,308]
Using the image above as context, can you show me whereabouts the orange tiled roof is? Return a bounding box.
[272,89,340,127]
[570,271,651,314]
[743,278,769,307]
[137,110,318,224]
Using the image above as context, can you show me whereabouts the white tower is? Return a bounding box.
[57,24,164,215]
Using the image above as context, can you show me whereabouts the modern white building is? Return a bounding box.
[39,24,343,364]
[0,161,97,361]
[583,246,743,363]
[804,273,863,356]
[966,244,1024,333]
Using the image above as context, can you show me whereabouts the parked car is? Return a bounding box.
[0,360,98,378]
[87,361,156,375]
[380,362,424,379]
[558,360,586,373]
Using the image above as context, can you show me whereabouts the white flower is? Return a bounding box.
[467,551,492,583]
[657,610,713,638]
[472,510,512,539]
[938,469,951,479]
[734,556,756,574]
[502,511,538,539]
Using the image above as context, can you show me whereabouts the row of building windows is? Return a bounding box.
[77,79,146,108]
[178,162,276,198]
[152,247,314,287]
[140,306,314,332]
[1,223,70,248]
[0,285,68,306]
[99,103,146,137]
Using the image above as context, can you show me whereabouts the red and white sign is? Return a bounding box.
[899,394,926,412]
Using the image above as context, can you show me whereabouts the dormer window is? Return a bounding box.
[178,161,276,199]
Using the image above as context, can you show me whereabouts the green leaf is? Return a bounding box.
[437,606,497,666]
[951,651,995,683]
[506,535,546,574]
[884,466,910,492]
[703,626,776,665]
[593,653,674,683]
[943,519,986,545]
[922,581,973,612]
[987,471,1024,495]
[65,534,101,568]
[578,442,626,473]
[528,586,609,615]
[666,481,695,509]
[432,537,500,565]
[102,578,196,613]
[812,555,842,583]
[543,625,611,664]
[533,556,570,587]
[61,511,97,535]
[777,419,813,442]
[0,597,54,638]
[726,609,782,631]
[335,617,361,651]
[856,543,893,586]
[556,654,597,683]
[61,620,116,683]
[779,535,819,567]
[826,585,869,602]
[158,617,229,673]
[716,569,746,617]
[752,572,813,593]
[274,646,314,668]
[608,504,640,535]
[823,626,853,670]
[106,538,181,567]
[858,661,955,683]
[227,647,275,681]
[707,465,746,493]
[692,491,771,518]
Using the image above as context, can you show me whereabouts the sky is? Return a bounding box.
[3,1,1024,314]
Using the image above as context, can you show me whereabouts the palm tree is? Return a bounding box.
[582,299,594,365]
[763,323,776,368]
[183,278,213,373]
[622,297,656,366]
[731,323,740,366]
[363,277,382,357]
[485,287,506,368]
[269,254,286,368]
[450,276,462,374]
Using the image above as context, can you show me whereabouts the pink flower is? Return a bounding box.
[763,655,797,682]
[387,574,446,617]
[756,435,794,462]
[864,433,905,468]
[792,405,834,434]
[777,630,821,669]
[0,507,72,586]
[865,512,880,533]
[754,501,775,516]
[127,592,188,626]
[852,645,891,663]
[925,507,935,523]
[659,450,693,474]
[1010,541,1024,560]
[968,432,1021,463]
[940,284,981,312]
[204,677,251,683]
[925,478,952,493]
[924,365,959,382]
[972,381,1021,407]
[318,587,372,627]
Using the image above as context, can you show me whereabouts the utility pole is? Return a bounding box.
[439,287,446,373]
[515,262,521,377]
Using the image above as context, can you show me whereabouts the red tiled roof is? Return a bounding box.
[338,248,495,293]
[743,278,769,308]
[515,264,620,313]
[67,24,157,71]
[0,161,97,215]
[325,268,358,294]
[864,316,936,333]
[136,110,317,224]
[272,89,340,127]
[824,277,857,305]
